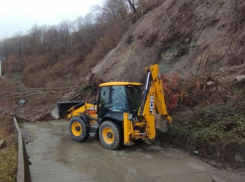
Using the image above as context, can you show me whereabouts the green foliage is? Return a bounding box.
[158,99,245,156]
[11,72,22,82]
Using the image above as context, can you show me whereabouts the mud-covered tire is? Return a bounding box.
[69,117,90,142]
[99,121,123,150]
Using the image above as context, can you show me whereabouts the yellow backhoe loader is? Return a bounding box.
[57,64,172,150]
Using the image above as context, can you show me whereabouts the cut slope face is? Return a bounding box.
[90,0,245,82]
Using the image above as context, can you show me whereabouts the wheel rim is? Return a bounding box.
[102,126,114,145]
[71,121,82,137]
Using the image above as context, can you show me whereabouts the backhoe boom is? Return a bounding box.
[124,64,172,143]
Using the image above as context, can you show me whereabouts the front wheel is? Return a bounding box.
[99,121,123,150]
[69,117,90,142]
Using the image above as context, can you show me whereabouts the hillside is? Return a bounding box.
[90,0,245,83]
[1,0,244,85]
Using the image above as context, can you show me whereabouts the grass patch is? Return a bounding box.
[157,89,245,166]
[0,116,18,182]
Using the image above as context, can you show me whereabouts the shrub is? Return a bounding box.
[161,72,186,110]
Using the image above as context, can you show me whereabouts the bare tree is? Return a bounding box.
[126,0,137,14]
[13,32,24,56]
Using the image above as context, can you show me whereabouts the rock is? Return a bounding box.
[193,151,199,155]
[212,176,226,182]
[235,153,244,163]
[18,99,26,105]
[234,75,245,83]
[50,108,59,120]
[0,139,6,150]
[206,81,214,86]
[218,67,225,72]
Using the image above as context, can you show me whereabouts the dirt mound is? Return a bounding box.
[0,77,79,121]
[90,0,245,83]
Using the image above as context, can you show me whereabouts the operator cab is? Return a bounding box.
[97,82,142,121]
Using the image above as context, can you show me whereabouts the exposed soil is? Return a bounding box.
[90,0,245,83]
[0,77,84,121]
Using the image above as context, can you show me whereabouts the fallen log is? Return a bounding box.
[32,86,91,121]
[0,109,32,122]
[33,111,51,121]
[66,85,91,101]
[20,87,80,91]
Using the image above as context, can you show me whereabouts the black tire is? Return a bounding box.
[99,121,123,150]
[69,117,90,142]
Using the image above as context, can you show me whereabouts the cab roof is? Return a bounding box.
[99,82,142,87]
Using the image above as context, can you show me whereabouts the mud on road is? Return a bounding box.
[21,121,245,182]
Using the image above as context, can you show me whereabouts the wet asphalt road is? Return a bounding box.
[21,121,245,182]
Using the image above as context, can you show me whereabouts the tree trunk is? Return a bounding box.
[127,0,137,14]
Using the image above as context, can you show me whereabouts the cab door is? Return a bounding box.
[97,86,111,118]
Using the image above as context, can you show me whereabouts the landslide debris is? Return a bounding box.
[90,0,245,83]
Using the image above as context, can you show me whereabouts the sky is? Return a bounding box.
[0,0,103,40]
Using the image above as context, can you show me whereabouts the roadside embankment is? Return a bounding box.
[156,90,245,167]
[13,117,31,182]
[0,116,17,182]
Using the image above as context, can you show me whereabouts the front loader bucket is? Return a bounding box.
[56,101,85,118]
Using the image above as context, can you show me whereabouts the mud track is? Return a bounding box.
[21,121,244,182]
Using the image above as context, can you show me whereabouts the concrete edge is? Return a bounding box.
[13,117,31,182]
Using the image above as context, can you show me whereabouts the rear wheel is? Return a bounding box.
[69,117,89,142]
[99,121,123,150]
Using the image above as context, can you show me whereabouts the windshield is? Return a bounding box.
[126,85,142,116]
[111,86,128,112]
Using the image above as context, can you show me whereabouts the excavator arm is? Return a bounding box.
[139,64,172,120]
[123,64,172,144]
[138,64,172,139]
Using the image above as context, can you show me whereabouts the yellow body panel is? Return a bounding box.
[141,84,156,139]
[148,65,171,118]
[67,103,98,126]
[123,113,133,144]
[99,82,141,87]
[123,113,148,144]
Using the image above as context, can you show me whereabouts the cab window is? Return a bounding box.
[100,87,110,104]
[111,86,127,112]
[98,86,110,118]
